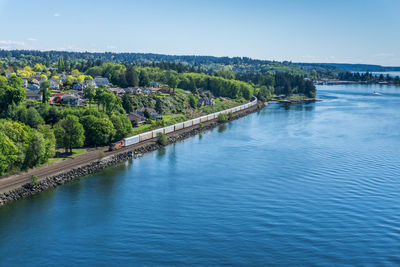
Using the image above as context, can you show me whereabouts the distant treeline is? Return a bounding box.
[337,72,400,84]
[0,49,273,68]
[236,72,316,98]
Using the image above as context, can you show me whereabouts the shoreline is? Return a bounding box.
[0,97,319,207]
[0,102,264,207]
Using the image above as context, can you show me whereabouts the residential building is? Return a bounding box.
[94,76,110,87]
[72,83,85,91]
[48,78,60,90]
[25,90,42,101]
[60,94,84,106]
[127,112,146,126]
[109,87,125,96]
[27,84,40,91]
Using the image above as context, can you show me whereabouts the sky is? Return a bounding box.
[0,0,399,66]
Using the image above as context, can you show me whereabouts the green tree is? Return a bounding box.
[45,105,61,126]
[98,90,117,112]
[84,85,96,107]
[139,70,150,87]
[26,107,45,128]
[122,94,133,113]
[40,80,51,103]
[167,74,178,89]
[143,109,151,119]
[155,98,163,114]
[257,86,272,101]
[110,113,133,140]
[0,131,18,175]
[188,94,198,108]
[57,57,65,72]
[54,115,85,153]
[24,131,46,168]
[157,132,167,146]
[38,124,56,160]
[218,113,228,122]
[0,76,25,113]
[126,66,139,86]
[81,115,115,146]
[8,75,24,88]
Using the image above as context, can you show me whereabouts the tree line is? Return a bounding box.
[337,71,400,84]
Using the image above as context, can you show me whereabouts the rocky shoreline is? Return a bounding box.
[0,103,263,207]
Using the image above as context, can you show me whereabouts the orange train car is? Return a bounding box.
[108,140,125,151]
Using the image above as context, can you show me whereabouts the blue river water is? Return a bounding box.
[1,84,400,266]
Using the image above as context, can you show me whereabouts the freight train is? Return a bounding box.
[109,97,257,151]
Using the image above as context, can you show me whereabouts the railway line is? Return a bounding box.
[0,99,258,194]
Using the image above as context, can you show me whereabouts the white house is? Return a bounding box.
[94,76,110,87]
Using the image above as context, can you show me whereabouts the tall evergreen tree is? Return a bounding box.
[139,70,150,87]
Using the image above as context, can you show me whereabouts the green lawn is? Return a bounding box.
[46,148,87,164]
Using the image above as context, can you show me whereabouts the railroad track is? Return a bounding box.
[0,105,258,194]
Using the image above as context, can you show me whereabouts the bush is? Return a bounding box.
[228,112,234,120]
[157,132,167,146]
[217,113,228,122]
[199,122,203,129]
[31,174,38,185]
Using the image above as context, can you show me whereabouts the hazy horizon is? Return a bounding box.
[1,0,399,66]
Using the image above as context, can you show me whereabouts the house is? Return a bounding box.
[127,112,146,126]
[135,107,162,120]
[72,83,85,91]
[94,76,110,87]
[25,90,42,101]
[109,87,125,96]
[27,84,40,91]
[160,86,174,94]
[50,93,66,104]
[197,96,215,107]
[49,78,60,90]
[84,79,96,87]
[60,94,84,106]
[142,88,152,95]
[124,87,136,94]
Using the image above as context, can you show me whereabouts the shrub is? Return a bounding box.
[199,122,203,129]
[228,112,234,120]
[217,113,228,122]
[31,174,38,185]
[157,132,167,146]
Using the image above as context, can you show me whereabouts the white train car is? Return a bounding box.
[124,135,139,146]
[139,132,153,142]
[164,125,175,134]
[200,116,208,123]
[175,122,184,131]
[152,128,164,138]
[120,97,258,148]
[183,120,193,128]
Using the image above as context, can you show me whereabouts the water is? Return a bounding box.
[1,84,400,266]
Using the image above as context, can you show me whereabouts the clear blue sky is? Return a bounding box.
[1,0,399,66]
